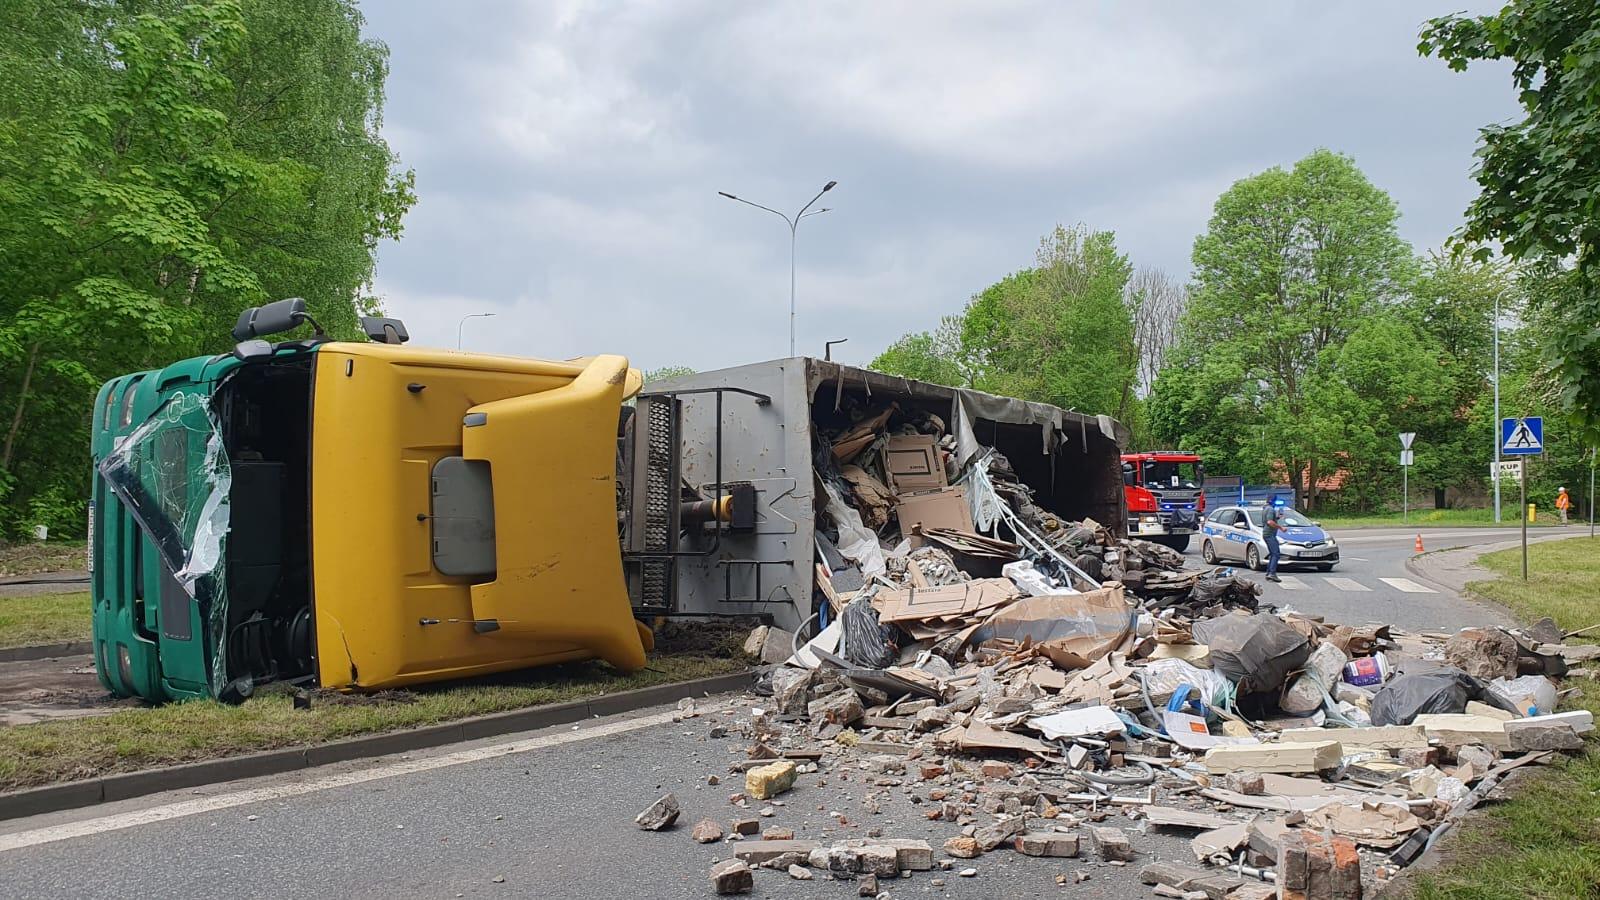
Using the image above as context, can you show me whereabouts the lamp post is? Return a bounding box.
[457,312,495,349]
[718,181,837,358]
[1492,291,1502,522]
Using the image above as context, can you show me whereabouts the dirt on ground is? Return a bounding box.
[0,541,88,578]
[0,652,141,726]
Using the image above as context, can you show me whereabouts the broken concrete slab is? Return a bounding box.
[1143,806,1236,830]
[634,793,680,830]
[974,815,1027,851]
[734,840,820,865]
[1445,627,1520,680]
[1279,724,1427,750]
[1222,771,1264,796]
[1505,714,1587,751]
[1203,741,1343,774]
[1412,714,1512,750]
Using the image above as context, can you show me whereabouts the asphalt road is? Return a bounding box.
[1185,525,1538,632]
[0,526,1563,900]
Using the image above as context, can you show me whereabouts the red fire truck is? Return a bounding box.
[1122,451,1205,551]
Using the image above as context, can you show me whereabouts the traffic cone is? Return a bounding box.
[1414,534,1425,553]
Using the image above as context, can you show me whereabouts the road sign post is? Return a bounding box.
[1399,433,1416,525]
[1502,417,1543,580]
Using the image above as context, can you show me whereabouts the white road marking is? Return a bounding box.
[1378,577,1437,594]
[0,704,715,853]
[1324,577,1371,592]
[1276,575,1310,590]
[1344,557,1369,562]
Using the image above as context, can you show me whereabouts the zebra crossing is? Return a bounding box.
[1256,573,1436,594]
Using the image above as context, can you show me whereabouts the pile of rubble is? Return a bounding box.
[638,402,1597,897]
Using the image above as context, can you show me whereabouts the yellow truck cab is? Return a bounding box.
[91,299,651,703]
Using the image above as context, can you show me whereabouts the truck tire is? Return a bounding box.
[1155,534,1190,553]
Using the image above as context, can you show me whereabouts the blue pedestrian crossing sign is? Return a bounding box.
[1501,417,1544,455]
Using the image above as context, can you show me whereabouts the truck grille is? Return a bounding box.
[640,398,674,608]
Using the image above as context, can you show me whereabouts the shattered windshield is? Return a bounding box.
[98,391,232,593]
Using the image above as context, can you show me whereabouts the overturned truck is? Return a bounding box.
[90,301,1128,703]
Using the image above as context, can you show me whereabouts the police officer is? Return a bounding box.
[1263,506,1284,582]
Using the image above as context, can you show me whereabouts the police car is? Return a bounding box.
[1198,504,1340,571]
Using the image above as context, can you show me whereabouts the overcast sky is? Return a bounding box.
[357,1,1518,372]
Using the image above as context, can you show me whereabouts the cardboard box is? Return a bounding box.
[885,434,944,492]
[896,485,972,535]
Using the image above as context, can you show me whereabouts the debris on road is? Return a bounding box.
[634,793,680,831]
[640,399,1597,896]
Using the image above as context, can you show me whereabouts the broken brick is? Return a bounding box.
[691,818,724,843]
[1091,826,1136,861]
[943,836,981,858]
[709,859,753,895]
[745,760,798,800]
[1015,832,1079,857]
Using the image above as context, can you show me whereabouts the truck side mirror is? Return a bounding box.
[360,316,410,344]
[234,298,309,341]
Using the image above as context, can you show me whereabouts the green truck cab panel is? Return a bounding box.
[91,351,258,703]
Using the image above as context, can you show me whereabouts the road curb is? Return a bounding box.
[0,641,91,663]
[0,668,754,822]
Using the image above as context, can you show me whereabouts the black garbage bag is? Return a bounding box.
[1192,569,1263,611]
[842,594,898,669]
[1191,612,1310,695]
[1370,665,1518,725]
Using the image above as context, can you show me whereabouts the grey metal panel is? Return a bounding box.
[640,357,1129,633]
[430,456,496,578]
[644,360,813,631]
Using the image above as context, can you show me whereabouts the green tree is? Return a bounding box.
[0,0,412,539]
[1404,253,1521,504]
[1421,2,1600,445]
[1155,149,1416,510]
[867,316,968,388]
[871,225,1138,419]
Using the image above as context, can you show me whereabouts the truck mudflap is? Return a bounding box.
[461,354,651,672]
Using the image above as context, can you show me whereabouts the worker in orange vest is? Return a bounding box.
[1556,486,1571,524]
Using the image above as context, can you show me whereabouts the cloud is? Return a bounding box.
[359,0,1518,373]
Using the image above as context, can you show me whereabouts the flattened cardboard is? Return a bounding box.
[896,485,973,535]
[885,434,944,492]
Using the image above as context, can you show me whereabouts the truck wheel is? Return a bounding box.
[1158,534,1191,553]
[1201,540,1217,564]
[1246,544,1262,571]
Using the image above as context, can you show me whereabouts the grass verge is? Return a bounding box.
[0,592,91,648]
[1403,536,1600,899]
[0,649,749,791]
[1318,508,1561,529]
[0,541,87,577]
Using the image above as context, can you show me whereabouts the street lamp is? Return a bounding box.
[1492,290,1502,522]
[457,312,496,349]
[718,180,837,358]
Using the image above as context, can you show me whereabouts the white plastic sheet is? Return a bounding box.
[821,479,886,578]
